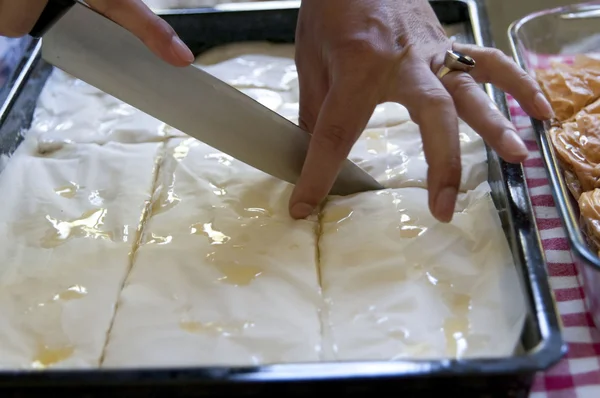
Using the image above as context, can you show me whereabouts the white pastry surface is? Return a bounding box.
[30,70,185,154]
[0,41,524,369]
[101,138,323,367]
[319,183,525,360]
[0,139,160,369]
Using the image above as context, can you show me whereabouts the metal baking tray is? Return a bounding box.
[0,0,564,396]
[508,2,600,328]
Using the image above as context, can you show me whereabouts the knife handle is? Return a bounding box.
[30,0,77,38]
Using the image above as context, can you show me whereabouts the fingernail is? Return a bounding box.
[171,36,194,64]
[501,129,529,160]
[434,186,457,223]
[534,92,554,119]
[290,202,314,219]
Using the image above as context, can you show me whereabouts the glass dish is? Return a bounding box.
[509,1,600,328]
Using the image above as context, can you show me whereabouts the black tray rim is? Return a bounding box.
[0,0,565,386]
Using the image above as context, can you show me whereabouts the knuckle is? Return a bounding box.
[408,88,454,124]
[482,47,540,93]
[298,118,310,132]
[446,156,462,175]
[475,48,510,81]
[486,48,510,64]
[314,124,354,153]
[447,73,479,94]
[480,112,513,136]
[335,36,395,64]
[489,111,513,128]
[468,47,506,82]
[428,154,462,185]
[417,88,453,110]
[446,159,463,184]
[448,71,472,86]
[298,110,317,133]
[298,95,320,133]
[515,69,538,91]
[436,155,462,182]
[403,44,421,60]
[145,16,172,41]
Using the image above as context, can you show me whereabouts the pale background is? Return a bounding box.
[485,0,580,52]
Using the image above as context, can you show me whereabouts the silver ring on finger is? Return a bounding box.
[436,50,476,80]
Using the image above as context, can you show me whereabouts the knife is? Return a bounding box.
[29,0,384,196]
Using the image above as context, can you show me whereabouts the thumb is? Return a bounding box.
[289,80,378,219]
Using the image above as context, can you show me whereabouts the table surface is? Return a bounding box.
[507,94,600,398]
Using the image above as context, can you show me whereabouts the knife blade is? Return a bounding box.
[29,0,384,196]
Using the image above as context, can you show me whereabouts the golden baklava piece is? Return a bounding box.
[536,55,600,121]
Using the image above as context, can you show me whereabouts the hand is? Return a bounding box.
[290,0,554,223]
[0,0,194,67]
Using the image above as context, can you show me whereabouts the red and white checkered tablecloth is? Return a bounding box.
[507,76,600,395]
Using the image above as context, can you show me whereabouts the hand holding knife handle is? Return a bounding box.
[28,0,194,65]
[30,0,77,38]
